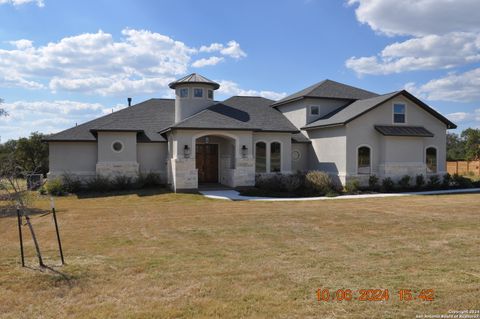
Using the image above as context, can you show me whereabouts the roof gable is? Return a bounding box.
[272,79,378,107]
[302,90,456,130]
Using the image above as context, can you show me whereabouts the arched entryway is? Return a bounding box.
[194,134,236,186]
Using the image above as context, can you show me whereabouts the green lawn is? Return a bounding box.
[0,191,479,318]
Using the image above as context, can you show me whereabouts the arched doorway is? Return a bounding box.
[195,134,236,185]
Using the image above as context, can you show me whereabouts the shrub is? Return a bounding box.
[38,186,47,195]
[442,173,452,188]
[368,175,379,191]
[380,177,395,192]
[255,174,284,192]
[111,175,133,190]
[62,173,83,193]
[452,174,473,188]
[280,173,305,193]
[305,171,334,195]
[397,175,411,190]
[86,175,111,192]
[45,178,66,196]
[415,174,425,189]
[136,172,163,188]
[427,175,441,189]
[345,178,360,194]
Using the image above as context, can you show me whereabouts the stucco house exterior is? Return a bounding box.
[45,73,456,191]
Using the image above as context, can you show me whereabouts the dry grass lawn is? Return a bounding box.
[0,190,479,318]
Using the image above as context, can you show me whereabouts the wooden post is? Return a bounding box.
[25,214,45,268]
[50,197,65,265]
[16,208,25,267]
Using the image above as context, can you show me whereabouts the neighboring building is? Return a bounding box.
[45,73,456,191]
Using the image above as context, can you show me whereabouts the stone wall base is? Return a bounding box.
[96,161,139,178]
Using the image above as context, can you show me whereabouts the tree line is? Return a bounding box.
[447,128,480,161]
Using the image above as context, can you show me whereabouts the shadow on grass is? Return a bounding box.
[0,207,49,219]
[75,187,170,199]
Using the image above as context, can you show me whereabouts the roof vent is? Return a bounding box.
[127,97,132,107]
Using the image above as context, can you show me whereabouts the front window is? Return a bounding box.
[194,88,203,98]
[112,141,124,153]
[179,88,188,98]
[270,142,281,172]
[207,89,213,99]
[426,147,437,173]
[393,103,406,123]
[255,142,266,173]
[310,106,319,116]
[357,146,371,174]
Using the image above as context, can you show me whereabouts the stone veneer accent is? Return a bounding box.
[170,158,198,191]
[96,161,139,178]
[231,157,255,187]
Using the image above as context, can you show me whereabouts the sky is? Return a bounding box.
[0,0,479,142]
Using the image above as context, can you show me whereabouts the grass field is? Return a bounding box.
[0,190,479,318]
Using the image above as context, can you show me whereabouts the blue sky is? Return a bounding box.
[1,0,479,141]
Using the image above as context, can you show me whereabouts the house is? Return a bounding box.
[45,73,456,191]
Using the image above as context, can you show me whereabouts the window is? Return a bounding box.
[179,88,188,98]
[270,142,281,172]
[112,141,123,152]
[393,103,406,123]
[426,147,437,173]
[208,89,213,99]
[310,106,319,116]
[255,142,266,173]
[357,146,371,174]
[194,88,203,98]
[292,150,301,161]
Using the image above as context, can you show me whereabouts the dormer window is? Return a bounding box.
[194,88,203,98]
[393,103,406,123]
[179,88,188,98]
[208,89,213,99]
[310,106,319,116]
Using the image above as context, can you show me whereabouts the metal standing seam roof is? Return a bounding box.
[168,73,220,90]
[374,125,434,137]
[302,90,456,130]
[271,79,379,107]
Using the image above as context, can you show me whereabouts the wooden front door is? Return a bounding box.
[196,144,218,183]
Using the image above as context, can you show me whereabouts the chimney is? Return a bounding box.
[127,97,132,107]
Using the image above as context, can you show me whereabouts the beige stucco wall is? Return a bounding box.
[345,95,448,181]
[48,142,97,179]
[137,143,168,181]
[306,126,347,184]
[291,143,309,173]
[174,83,216,122]
[96,131,139,177]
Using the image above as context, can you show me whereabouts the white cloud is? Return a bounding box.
[218,80,287,101]
[199,40,246,59]
[191,56,224,68]
[0,0,44,7]
[405,68,480,102]
[0,29,246,96]
[347,0,480,36]
[346,32,480,75]
[446,112,469,123]
[0,100,110,141]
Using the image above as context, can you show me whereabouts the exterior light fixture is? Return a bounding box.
[184,145,191,158]
[241,145,248,158]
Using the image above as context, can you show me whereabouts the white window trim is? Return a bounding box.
[179,87,189,99]
[356,144,372,175]
[309,105,320,117]
[425,145,438,174]
[269,141,282,173]
[193,87,204,99]
[392,102,407,124]
[112,140,124,153]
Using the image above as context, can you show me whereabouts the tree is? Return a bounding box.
[461,128,480,160]
[446,132,466,161]
[0,98,7,117]
[15,132,49,175]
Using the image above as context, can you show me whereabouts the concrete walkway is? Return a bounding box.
[199,188,480,201]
